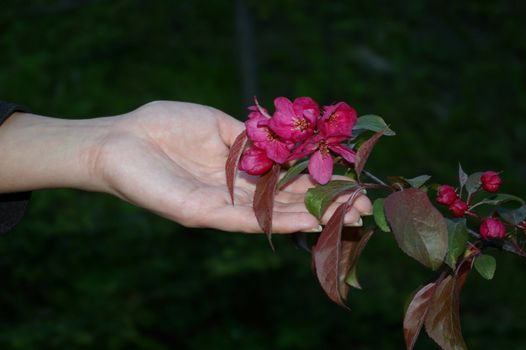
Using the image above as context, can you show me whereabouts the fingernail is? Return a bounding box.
[362,210,373,216]
[345,218,363,227]
[302,225,323,233]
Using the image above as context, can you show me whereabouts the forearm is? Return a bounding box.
[0,112,114,193]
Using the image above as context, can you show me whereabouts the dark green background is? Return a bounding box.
[1,1,525,349]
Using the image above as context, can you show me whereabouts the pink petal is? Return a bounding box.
[308,150,333,185]
[293,97,320,124]
[255,140,291,164]
[245,115,269,142]
[268,97,296,140]
[319,102,357,138]
[268,116,293,141]
[288,135,321,161]
[328,143,356,164]
[274,97,295,116]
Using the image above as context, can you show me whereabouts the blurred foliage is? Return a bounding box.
[1,0,526,349]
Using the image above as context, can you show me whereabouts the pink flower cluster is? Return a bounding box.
[238,97,357,184]
[436,171,508,240]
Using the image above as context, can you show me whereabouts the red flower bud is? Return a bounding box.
[238,146,274,175]
[449,199,468,218]
[480,171,502,193]
[437,185,457,205]
[480,217,506,240]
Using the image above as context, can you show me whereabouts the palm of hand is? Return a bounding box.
[98,101,370,233]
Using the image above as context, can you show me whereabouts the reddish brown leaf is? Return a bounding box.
[455,256,474,294]
[404,283,438,350]
[225,131,248,205]
[341,227,374,291]
[384,188,448,270]
[354,129,385,178]
[312,189,367,308]
[424,258,473,350]
[254,96,272,118]
[253,164,281,249]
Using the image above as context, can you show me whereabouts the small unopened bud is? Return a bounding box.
[449,199,468,218]
[437,185,457,205]
[480,217,506,240]
[481,171,502,193]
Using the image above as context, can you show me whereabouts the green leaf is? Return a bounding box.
[406,175,432,189]
[353,115,396,136]
[373,198,391,232]
[304,180,358,219]
[497,205,526,225]
[474,254,496,280]
[465,172,483,195]
[445,218,468,269]
[458,163,468,189]
[345,266,361,290]
[277,160,309,190]
[384,188,448,271]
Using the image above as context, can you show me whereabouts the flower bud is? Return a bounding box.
[480,217,506,240]
[480,171,502,193]
[238,146,274,175]
[449,199,468,218]
[437,185,457,205]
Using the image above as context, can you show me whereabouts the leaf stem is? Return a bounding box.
[362,169,388,187]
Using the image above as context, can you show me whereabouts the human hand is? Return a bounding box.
[92,101,372,233]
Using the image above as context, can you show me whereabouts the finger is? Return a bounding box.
[273,201,308,213]
[272,211,321,234]
[279,174,316,193]
[283,174,354,193]
[274,191,306,203]
[320,204,362,226]
[207,205,320,234]
[344,209,364,226]
[330,193,372,215]
[352,195,373,215]
[217,111,246,147]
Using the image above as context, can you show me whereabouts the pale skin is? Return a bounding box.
[0,101,372,233]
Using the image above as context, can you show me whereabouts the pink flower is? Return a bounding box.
[245,110,292,164]
[268,97,319,142]
[437,185,458,205]
[287,101,358,185]
[481,171,502,193]
[238,146,274,175]
[289,134,356,185]
[480,217,506,240]
[318,102,357,139]
[449,199,468,218]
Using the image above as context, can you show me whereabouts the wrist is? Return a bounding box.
[0,112,119,193]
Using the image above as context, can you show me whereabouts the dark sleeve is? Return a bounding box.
[0,101,32,234]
